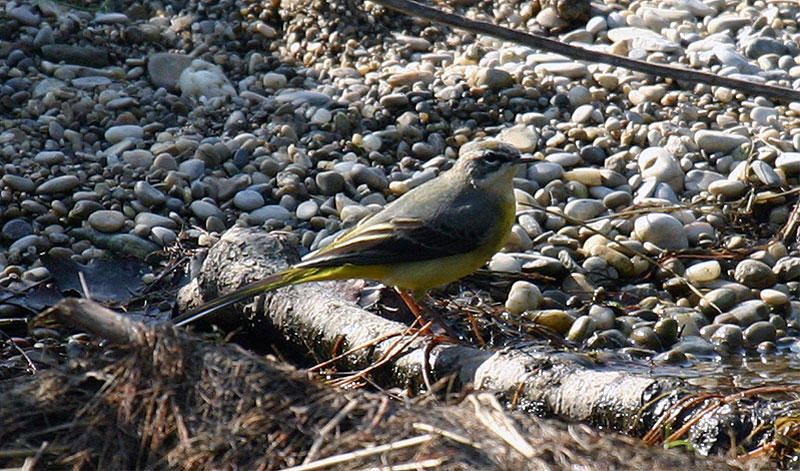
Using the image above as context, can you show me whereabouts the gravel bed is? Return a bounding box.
[3,0,800,369]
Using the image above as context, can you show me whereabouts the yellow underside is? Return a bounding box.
[294,245,503,296]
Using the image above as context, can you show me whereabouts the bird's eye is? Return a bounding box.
[483,150,505,165]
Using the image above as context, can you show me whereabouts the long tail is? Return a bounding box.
[173,266,323,327]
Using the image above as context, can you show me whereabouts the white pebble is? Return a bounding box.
[505,281,543,315]
[685,260,721,283]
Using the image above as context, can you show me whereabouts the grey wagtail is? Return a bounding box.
[173,139,531,327]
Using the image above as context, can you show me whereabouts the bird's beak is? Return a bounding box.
[515,156,537,164]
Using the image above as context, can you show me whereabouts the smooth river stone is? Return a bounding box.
[88,210,126,233]
[694,130,749,154]
[637,147,684,191]
[633,213,688,250]
[505,281,543,314]
[36,175,80,194]
[685,260,721,283]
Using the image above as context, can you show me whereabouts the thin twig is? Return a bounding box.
[468,393,536,458]
[413,422,483,449]
[278,434,435,471]
[304,399,360,464]
[355,457,448,471]
[0,328,37,374]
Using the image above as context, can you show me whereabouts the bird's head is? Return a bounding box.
[453,139,533,187]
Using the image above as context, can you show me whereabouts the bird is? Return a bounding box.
[173,139,531,327]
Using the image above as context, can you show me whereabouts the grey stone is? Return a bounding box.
[105,125,144,144]
[135,212,178,229]
[2,219,33,240]
[743,321,777,347]
[734,259,777,289]
[148,52,193,91]
[134,181,167,207]
[36,175,80,194]
[774,257,800,281]
[714,300,769,327]
[633,213,688,250]
[630,326,662,350]
[527,162,564,186]
[233,190,265,211]
[694,130,749,154]
[316,171,345,195]
[179,158,206,181]
[88,210,126,233]
[122,149,154,168]
[563,198,604,220]
[2,174,36,192]
[10,5,41,26]
[566,315,596,342]
[34,150,65,165]
[151,226,178,246]
[249,205,292,224]
[41,44,109,68]
[710,324,743,353]
[190,200,224,220]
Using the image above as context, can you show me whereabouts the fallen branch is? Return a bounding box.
[175,227,800,458]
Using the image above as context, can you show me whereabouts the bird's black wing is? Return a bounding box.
[296,189,502,268]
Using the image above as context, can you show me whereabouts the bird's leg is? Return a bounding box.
[397,289,427,326]
[397,289,459,340]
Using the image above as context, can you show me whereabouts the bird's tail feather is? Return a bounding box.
[173,266,323,326]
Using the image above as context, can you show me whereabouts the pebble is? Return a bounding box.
[499,125,539,152]
[179,159,206,181]
[734,259,777,289]
[134,181,167,207]
[567,316,597,342]
[528,310,574,335]
[10,5,41,26]
[710,324,743,353]
[563,199,604,220]
[2,219,33,240]
[122,149,154,168]
[296,200,319,220]
[135,212,177,230]
[637,147,684,191]
[694,130,749,154]
[3,175,36,193]
[148,52,193,91]
[633,213,688,251]
[685,261,721,283]
[505,281,543,314]
[534,62,589,78]
[234,190,266,211]
[316,171,345,195]
[471,67,514,90]
[743,321,777,347]
[190,200,224,221]
[88,210,126,233]
[249,205,292,224]
[489,253,522,273]
[36,175,80,194]
[262,72,288,89]
[178,59,236,100]
[106,125,144,144]
[151,226,178,246]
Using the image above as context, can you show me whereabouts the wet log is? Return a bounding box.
[174,227,798,458]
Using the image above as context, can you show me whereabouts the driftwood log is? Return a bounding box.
[176,227,799,458]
